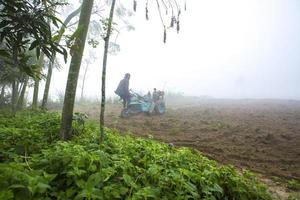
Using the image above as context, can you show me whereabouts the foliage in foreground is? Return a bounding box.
[0,111,272,199]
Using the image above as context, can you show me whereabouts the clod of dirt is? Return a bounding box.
[245,134,251,139]
[160,122,172,128]
[280,134,292,140]
[232,137,237,142]
[258,133,278,145]
[144,120,151,126]
[266,133,274,140]
[255,128,261,133]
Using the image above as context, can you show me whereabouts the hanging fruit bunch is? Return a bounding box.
[133,0,137,12]
[163,27,167,43]
[145,0,149,20]
[132,0,186,43]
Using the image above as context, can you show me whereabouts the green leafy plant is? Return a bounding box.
[287,193,300,200]
[72,112,88,135]
[287,179,300,191]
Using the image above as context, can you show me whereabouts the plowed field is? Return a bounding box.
[80,98,300,181]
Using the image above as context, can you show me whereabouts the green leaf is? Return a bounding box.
[0,190,14,200]
[86,172,101,188]
[0,49,10,58]
[75,179,85,189]
[0,20,10,29]
[212,183,223,194]
[51,35,60,42]
[9,184,26,189]
[36,182,50,193]
[122,174,133,186]
[36,47,40,59]
[63,48,68,63]
[43,48,52,59]
[29,40,39,51]
[43,172,57,182]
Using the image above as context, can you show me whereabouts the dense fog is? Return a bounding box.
[42,0,300,100]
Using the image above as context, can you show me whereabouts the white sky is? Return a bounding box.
[42,0,300,100]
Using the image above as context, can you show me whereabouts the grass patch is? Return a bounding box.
[287,179,300,191]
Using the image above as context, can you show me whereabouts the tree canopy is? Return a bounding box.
[0,0,67,77]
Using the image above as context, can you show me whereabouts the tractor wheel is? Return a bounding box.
[155,102,166,114]
[147,103,155,116]
[121,109,130,118]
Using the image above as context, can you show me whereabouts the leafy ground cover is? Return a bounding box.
[0,111,272,199]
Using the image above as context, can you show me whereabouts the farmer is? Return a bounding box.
[115,73,130,108]
[152,88,159,102]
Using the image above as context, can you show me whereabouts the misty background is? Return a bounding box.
[39,0,300,101]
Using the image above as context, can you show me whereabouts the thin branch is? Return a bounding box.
[114,25,130,44]
[66,20,79,28]
[173,0,180,12]
[166,0,174,16]
[155,0,165,28]
[62,6,82,28]
[156,0,167,43]
[114,29,121,43]
[161,0,168,13]
[66,9,100,29]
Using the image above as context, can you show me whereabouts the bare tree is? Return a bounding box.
[17,76,29,110]
[80,50,97,100]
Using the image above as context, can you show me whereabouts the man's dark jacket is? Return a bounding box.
[115,78,129,98]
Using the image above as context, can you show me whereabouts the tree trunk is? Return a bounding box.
[0,85,5,100]
[41,60,53,110]
[100,0,117,143]
[41,6,81,110]
[32,52,44,109]
[17,77,29,110]
[11,47,19,114]
[11,80,19,115]
[60,0,94,140]
[80,63,89,100]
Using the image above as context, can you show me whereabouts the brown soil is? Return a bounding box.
[81,98,300,180]
[76,98,300,198]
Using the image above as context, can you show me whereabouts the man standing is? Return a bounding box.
[115,73,130,108]
[152,88,159,102]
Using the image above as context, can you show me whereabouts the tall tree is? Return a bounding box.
[0,57,23,112]
[41,6,82,110]
[0,84,6,106]
[100,0,117,142]
[17,76,29,110]
[80,50,96,100]
[80,62,89,100]
[60,0,94,140]
[11,80,19,114]
[0,85,5,100]
[32,52,44,109]
[0,0,68,114]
